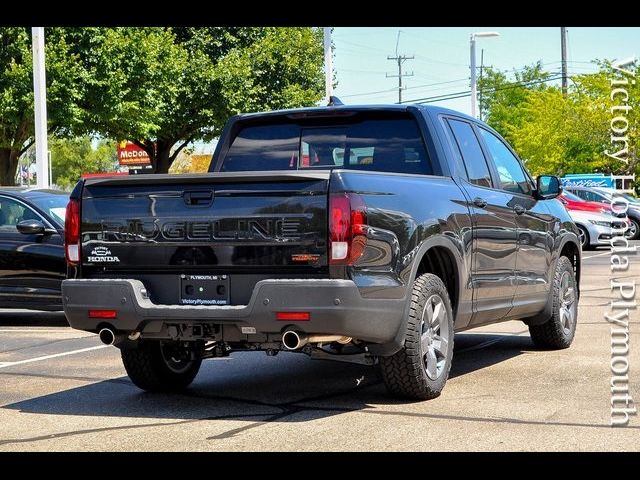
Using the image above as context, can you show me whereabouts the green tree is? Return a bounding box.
[72,27,324,173]
[0,28,86,185]
[479,61,639,179]
[478,62,552,146]
[576,62,639,176]
[507,88,609,176]
[49,137,117,190]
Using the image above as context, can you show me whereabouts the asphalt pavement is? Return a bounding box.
[0,243,638,451]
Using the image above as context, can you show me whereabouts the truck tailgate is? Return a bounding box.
[80,172,330,276]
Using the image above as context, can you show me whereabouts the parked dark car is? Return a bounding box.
[62,103,581,400]
[0,188,68,311]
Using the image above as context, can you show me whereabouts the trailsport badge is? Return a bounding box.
[88,246,120,263]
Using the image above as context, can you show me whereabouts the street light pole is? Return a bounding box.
[32,27,49,188]
[470,35,477,118]
[324,27,333,102]
[470,31,500,118]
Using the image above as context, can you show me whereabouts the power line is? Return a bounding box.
[340,77,469,100]
[336,38,390,55]
[340,68,390,75]
[341,87,398,98]
[405,78,470,90]
[399,29,468,51]
[411,54,467,67]
[342,69,577,104]
[402,75,564,105]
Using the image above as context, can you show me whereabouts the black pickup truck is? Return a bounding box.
[62,104,581,399]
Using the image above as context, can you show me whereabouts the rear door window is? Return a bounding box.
[446,119,492,188]
[478,127,532,195]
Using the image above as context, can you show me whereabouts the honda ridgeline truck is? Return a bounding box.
[62,103,581,399]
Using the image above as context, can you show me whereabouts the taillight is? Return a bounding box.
[329,192,367,265]
[276,312,310,321]
[89,309,118,319]
[65,198,80,265]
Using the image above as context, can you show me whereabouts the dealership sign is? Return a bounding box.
[561,174,615,189]
[117,141,152,166]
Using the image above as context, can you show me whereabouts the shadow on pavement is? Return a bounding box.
[0,310,68,327]
[450,332,534,379]
[1,333,534,425]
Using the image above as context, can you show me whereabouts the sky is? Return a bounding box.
[331,27,640,114]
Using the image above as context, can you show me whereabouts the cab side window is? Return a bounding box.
[478,128,532,195]
[446,119,492,188]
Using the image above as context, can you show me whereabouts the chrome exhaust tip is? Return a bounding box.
[282,330,307,350]
[98,328,116,346]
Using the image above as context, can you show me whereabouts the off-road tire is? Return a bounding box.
[380,274,455,400]
[529,256,578,350]
[121,340,202,392]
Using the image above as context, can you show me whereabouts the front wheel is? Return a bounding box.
[577,225,592,250]
[380,273,455,400]
[625,218,639,240]
[529,256,578,350]
[121,340,202,392]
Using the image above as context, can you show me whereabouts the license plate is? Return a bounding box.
[179,274,229,305]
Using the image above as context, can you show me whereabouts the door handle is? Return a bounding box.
[473,197,487,208]
[514,204,526,215]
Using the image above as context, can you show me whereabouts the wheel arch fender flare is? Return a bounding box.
[369,234,467,357]
[525,234,581,327]
[407,235,466,311]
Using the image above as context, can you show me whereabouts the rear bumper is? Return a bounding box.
[62,278,406,344]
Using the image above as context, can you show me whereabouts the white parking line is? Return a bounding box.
[0,345,109,369]
[582,251,612,261]
[0,329,84,334]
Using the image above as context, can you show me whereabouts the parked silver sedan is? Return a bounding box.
[568,209,629,250]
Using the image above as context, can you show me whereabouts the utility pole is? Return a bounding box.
[561,27,568,96]
[386,31,413,103]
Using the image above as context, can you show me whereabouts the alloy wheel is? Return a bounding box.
[420,294,451,381]
[559,271,576,334]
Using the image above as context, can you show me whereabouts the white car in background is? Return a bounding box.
[569,209,629,250]
[564,185,640,240]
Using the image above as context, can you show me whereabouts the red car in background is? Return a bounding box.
[559,191,612,214]
[560,190,632,242]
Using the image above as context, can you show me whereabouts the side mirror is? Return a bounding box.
[16,219,47,235]
[536,175,561,200]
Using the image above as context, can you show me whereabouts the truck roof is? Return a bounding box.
[234,103,477,123]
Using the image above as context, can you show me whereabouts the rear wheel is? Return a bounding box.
[380,274,454,400]
[529,256,578,349]
[121,340,202,392]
